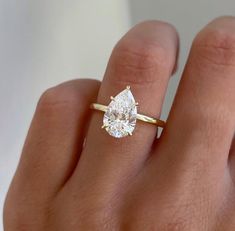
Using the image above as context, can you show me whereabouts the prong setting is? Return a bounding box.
[101,124,107,129]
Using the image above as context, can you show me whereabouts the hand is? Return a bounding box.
[4,17,235,231]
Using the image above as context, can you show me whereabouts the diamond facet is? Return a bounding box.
[103,87,137,138]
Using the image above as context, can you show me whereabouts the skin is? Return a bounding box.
[3,16,235,230]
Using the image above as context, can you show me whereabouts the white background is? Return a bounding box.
[0,0,235,229]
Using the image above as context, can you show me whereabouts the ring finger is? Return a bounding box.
[68,21,179,196]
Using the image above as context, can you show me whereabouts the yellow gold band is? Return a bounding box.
[90,103,165,128]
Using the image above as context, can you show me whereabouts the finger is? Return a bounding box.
[6,79,100,202]
[154,17,235,180]
[69,21,179,195]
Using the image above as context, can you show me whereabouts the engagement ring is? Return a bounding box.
[90,86,165,138]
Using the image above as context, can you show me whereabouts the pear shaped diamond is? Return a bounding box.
[103,87,137,138]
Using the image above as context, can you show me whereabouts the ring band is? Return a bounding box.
[90,86,166,138]
[90,103,165,128]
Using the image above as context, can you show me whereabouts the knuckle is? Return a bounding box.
[37,84,83,114]
[110,39,171,85]
[193,27,235,67]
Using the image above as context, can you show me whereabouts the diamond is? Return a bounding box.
[103,86,137,138]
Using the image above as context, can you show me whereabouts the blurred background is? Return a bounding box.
[0,0,235,229]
